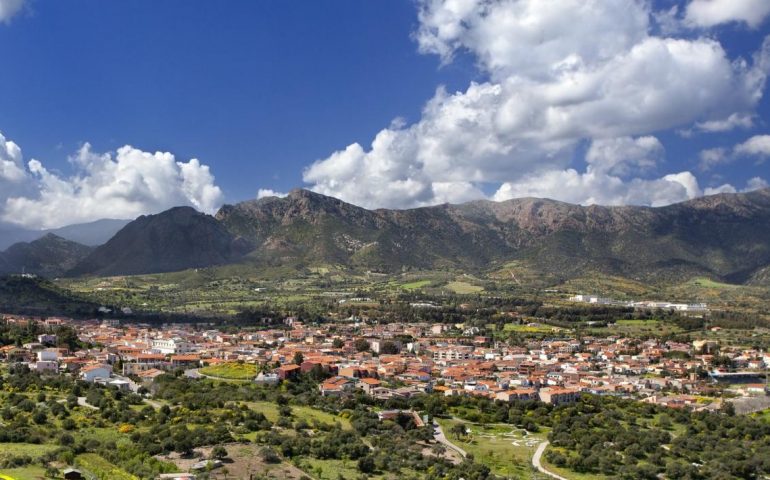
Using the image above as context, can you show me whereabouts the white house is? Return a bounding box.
[33,360,59,374]
[37,348,60,362]
[81,364,112,383]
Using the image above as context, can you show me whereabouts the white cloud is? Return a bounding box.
[0,139,224,229]
[745,176,769,191]
[0,0,24,23]
[698,133,770,172]
[256,189,288,199]
[492,169,703,207]
[0,132,25,183]
[734,134,770,159]
[585,136,663,177]
[698,147,730,171]
[415,0,650,81]
[685,0,770,29]
[304,0,767,209]
[694,112,755,133]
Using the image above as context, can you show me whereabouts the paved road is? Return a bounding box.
[433,422,467,458]
[532,441,568,480]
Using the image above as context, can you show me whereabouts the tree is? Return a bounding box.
[379,341,400,354]
[357,455,375,473]
[293,352,304,366]
[33,410,47,425]
[353,339,370,352]
[211,445,228,460]
[332,338,345,349]
[450,423,467,439]
[260,447,280,464]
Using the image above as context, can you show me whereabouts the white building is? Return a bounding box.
[151,337,194,355]
[33,360,59,374]
[37,349,60,362]
[81,364,112,383]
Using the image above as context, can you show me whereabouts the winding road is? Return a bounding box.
[532,441,569,480]
[433,421,467,458]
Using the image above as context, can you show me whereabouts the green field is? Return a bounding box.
[445,281,484,294]
[199,362,257,380]
[436,418,548,478]
[75,453,138,480]
[400,280,432,290]
[503,323,557,333]
[589,319,683,336]
[0,467,48,480]
[244,401,352,429]
[0,444,58,462]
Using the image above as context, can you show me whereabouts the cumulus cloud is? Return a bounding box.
[0,135,224,229]
[256,189,288,199]
[0,0,24,23]
[745,176,769,190]
[698,147,730,171]
[492,169,703,207]
[585,136,663,177]
[0,132,25,184]
[303,0,768,209]
[685,0,770,29]
[698,134,770,171]
[734,134,770,159]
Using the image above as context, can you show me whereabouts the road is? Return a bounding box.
[532,441,569,480]
[433,421,467,458]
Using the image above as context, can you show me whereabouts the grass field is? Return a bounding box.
[199,362,257,380]
[76,453,138,480]
[244,401,352,429]
[0,467,48,480]
[0,444,58,462]
[445,281,484,294]
[503,323,557,333]
[400,280,432,290]
[589,319,683,337]
[436,418,548,478]
[300,458,408,479]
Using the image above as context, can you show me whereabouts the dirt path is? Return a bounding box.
[532,441,569,480]
[433,421,467,458]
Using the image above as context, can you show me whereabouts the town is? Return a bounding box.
[4,311,768,416]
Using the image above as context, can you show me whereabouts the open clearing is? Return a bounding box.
[436,418,550,479]
[199,362,257,380]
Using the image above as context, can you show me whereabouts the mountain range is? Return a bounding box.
[2,188,770,285]
[0,218,130,250]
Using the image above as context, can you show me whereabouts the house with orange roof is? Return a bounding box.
[319,376,356,396]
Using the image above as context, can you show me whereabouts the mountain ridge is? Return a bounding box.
[0,234,93,277]
[65,188,770,284]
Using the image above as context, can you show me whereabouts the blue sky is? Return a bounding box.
[0,0,769,228]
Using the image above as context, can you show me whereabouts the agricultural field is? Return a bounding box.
[199,362,257,380]
[445,281,484,294]
[502,323,558,334]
